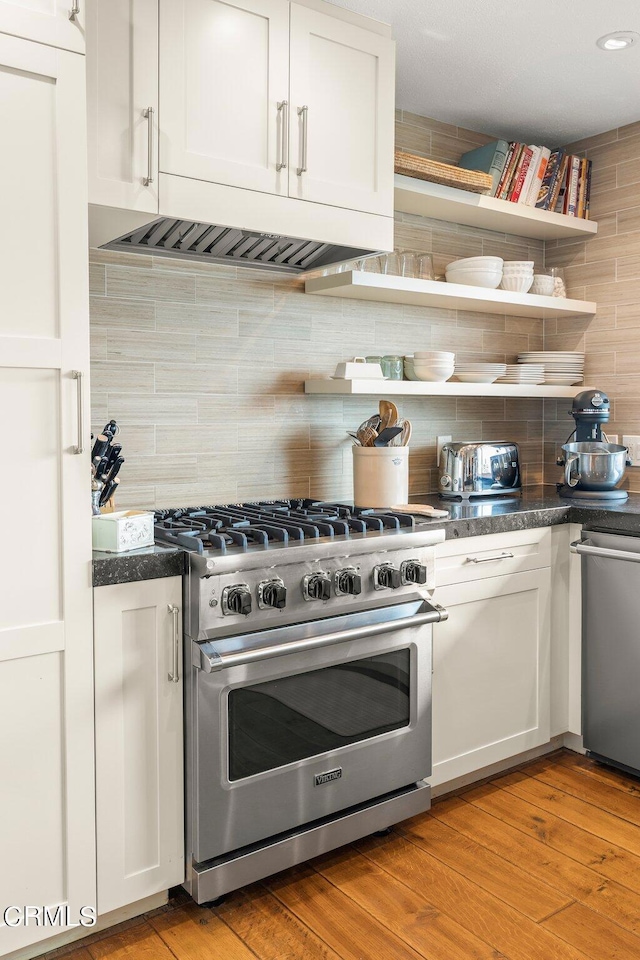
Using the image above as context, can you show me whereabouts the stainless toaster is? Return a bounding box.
[439,441,521,499]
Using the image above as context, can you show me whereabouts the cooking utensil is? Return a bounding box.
[103,419,120,439]
[373,426,403,447]
[95,456,110,481]
[105,456,125,484]
[379,400,398,431]
[346,431,362,445]
[104,442,122,472]
[390,503,450,518]
[99,476,120,508]
[357,425,378,447]
[400,419,412,446]
[91,434,110,461]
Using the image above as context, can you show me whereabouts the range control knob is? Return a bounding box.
[222,583,252,616]
[401,560,428,585]
[335,568,362,596]
[304,572,332,601]
[260,579,287,610]
[375,564,402,590]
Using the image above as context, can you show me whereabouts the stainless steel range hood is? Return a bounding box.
[98,215,374,274]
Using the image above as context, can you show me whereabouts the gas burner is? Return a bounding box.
[153,499,415,554]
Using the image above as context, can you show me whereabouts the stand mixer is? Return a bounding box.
[557,390,631,501]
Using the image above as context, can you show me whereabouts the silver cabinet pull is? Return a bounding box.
[72,370,84,455]
[69,0,80,21]
[142,107,154,186]
[466,551,515,564]
[297,105,308,176]
[277,100,288,171]
[168,603,180,683]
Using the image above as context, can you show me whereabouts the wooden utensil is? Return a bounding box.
[379,400,399,431]
[390,503,449,518]
[400,418,412,446]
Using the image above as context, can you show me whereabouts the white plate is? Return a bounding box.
[453,373,499,383]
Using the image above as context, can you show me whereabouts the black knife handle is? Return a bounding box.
[105,443,122,471]
[91,434,110,460]
[99,476,120,507]
[106,457,124,484]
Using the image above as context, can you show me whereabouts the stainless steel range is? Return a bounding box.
[154,500,447,904]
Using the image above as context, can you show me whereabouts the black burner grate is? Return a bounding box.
[153,500,414,554]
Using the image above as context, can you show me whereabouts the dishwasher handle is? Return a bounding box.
[571,538,640,565]
[198,601,448,673]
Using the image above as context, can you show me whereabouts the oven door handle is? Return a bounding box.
[198,602,448,673]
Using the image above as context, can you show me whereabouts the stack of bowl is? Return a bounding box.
[500,261,534,293]
[405,351,455,382]
[445,256,503,289]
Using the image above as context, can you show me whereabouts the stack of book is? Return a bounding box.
[458,141,592,218]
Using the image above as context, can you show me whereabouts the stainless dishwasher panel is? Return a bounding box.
[573,530,640,774]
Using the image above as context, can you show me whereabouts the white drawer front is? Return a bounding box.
[436,527,552,586]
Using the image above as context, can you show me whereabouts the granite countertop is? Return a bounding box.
[92,487,640,586]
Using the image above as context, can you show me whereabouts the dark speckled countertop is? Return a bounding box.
[92,486,640,586]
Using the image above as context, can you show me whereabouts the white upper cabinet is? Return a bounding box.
[0,32,94,956]
[288,3,395,216]
[86,0,159,212]
[159,0,290,195]
[0,0,85,52]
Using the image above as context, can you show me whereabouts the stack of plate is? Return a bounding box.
[518,352,585,386]
[496,364,545,384]
[453,363,507,383]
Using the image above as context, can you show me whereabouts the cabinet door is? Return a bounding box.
[288,3,395,216]
[86,0,159,212]
[94,578,184,915]
[159,0,289,195]
[431,568,551,788]
[0,35,94,956]
[0,0,84,52]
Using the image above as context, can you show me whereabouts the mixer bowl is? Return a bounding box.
[562,442,629,490]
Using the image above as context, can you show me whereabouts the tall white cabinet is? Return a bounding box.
[0,22,93,960]
[94,578,184,915]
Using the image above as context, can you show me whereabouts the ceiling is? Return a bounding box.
[329,0,640,143]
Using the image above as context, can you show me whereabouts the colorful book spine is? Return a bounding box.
[554,161,570,214]
[584,160,593,219]
[510,146,533,202]
[566,155,581,216]
[518,145,540,204]
[535,149,564,209]
[497,143,521,200]
[549,155,568,213]
[525,146,551,206]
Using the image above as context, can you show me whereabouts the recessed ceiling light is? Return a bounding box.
[596,31,640,50]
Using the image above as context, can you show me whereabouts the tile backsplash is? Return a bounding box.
[90,112,549,509]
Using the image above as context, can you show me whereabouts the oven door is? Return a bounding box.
[190,596,441,862]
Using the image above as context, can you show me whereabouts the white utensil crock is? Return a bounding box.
[353,446,409,508]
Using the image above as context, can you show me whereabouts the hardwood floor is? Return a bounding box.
[44,750,640,960]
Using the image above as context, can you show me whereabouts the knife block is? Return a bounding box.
[99,497,116,514]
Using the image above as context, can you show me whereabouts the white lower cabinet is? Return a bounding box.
[431,534,551,788]
[94,577,184,916]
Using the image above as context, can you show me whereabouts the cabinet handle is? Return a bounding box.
[72,370,84,455]
[277,100,288,171]
[142,107,154,186]
[465,551,515,564]
[69,0,80,21]
[297,105,308,176]
[168,603,180,683]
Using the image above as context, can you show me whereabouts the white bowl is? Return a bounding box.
[413,351,455,361]
[446,273,503,290]
[413,366,454,382]
[502,260,535,272]
[454,372,499,383]
[500,275,534,293]
[447,256,504,269]
[530,275,555,296]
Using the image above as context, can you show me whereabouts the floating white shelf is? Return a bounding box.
[305,271,595,320]
[305,379,589,399]
[394,174,598,241]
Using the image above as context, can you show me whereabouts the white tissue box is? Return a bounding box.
[92,510,155,553]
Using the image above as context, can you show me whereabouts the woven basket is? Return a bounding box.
[395,150,492,194]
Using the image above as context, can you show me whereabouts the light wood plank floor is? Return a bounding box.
[43,750,640,960]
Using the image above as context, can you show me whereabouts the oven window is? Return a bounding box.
[228,650,410,780]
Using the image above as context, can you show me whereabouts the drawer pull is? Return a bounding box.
[466,551,514,564]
